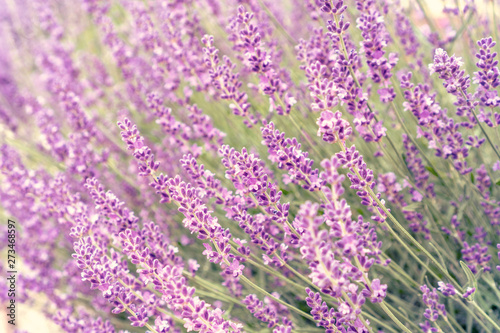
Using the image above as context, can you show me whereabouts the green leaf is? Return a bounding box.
[475,267,484,283]
[425,166,439,177]
[460,260,477,300]
[280,189,290,196]
[470,173,475,184]
[495,178,500,186]
[402,202,422,211]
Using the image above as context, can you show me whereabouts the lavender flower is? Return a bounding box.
[401,72,474,175]
[220,144,292,264]
[474,37,500,91]
[437,282,456,297]
[261,121,323,191]
[202,35,257,126]
[420,285,447,322]
[356,0,398,102]
[462,287,476,299]
[3,2,500,333]
[429,48,477,122]
[227,6,297,116]
[118,118,244,278]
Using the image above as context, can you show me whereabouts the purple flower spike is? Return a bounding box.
[261,122,323,191]
[305,288,338,331]
[356,0,398,102]
[316,111,353,143]
[367,279,387,303]
[437,282,456,297]
[496,244,500,271]
[420,285,446,322]
[118,119,245,279]
[118,118,160,177]
[429,49,469,94]
[429,48,477,122]
[202,35,257,127]
[474,37,500,127]
[475,37,500,90]
[461,241,491,274]
[243,294,282,328]
[462,287,476,299]
[227,6,297,116]
[401,72,474,175]
[220,144,293,263]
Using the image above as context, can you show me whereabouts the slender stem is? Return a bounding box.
[379,302,412,333]
[383,301,421,332]
[256,0,297,45]
[341,291,375,333]
[362,311,399,333]
[443,317,459,333]
[414,0,439,33]
[354,257,411,333]
[469,301,500,332]
[240,275,315,321]
[244,255,307,290]
[447,314,467,333]
[434,321,444,333]
[283,263,317,289]
[366,184,463,293]
[336,138,462,291]
[448,12,474,51]
[456,301,492,333]
[116,297,159,333]
[289,112,322,158]
[492,1,500,58]
[470,105,500,160]
[187,276,246,306]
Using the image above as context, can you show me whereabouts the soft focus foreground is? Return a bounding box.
[0,0,500,332]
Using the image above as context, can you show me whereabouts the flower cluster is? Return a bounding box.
[430,48,477,121]
[419,285,447,332]
[227,6,297,116]
[2,1,500,333]
[220,145,292,264]
[261,121,323,191]
[474,37,500,126]
[202,35,257,126]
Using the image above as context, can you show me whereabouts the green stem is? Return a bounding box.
[256,0,297,45]
[443,316,459,333]
[414,0,439,33]
[448,12,474,51]
[379,302,412,333]
[469,301,500,332]
[289,112,322,158]
[470,105,500,161]
[383,302,421,332]
[456,300,492,333]
[240,275,314,321]
[354,257,411,333]
[366,184,463,293]
[362,311,399,333]
[337,139,459,289]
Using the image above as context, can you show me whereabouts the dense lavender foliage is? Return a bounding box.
[0,0,500,332]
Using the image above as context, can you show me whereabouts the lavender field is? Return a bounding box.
[1,0,500,332]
